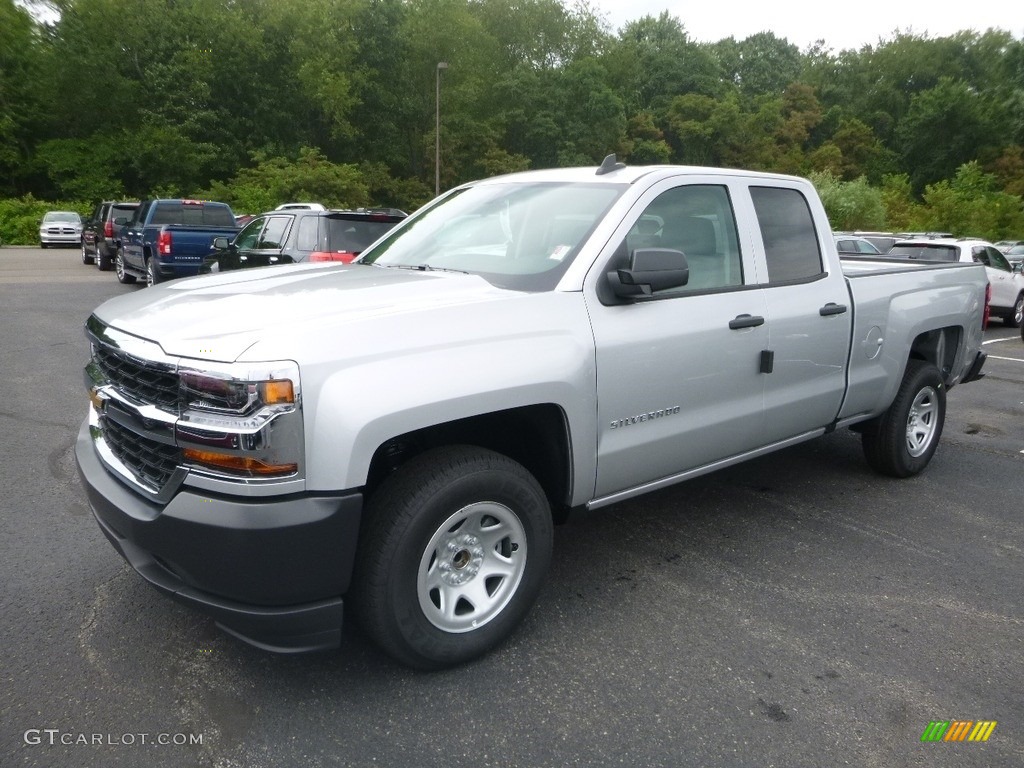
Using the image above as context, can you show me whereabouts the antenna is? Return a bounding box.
[596,154,626,176]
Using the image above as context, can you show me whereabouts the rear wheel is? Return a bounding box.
[146,257,161,287]
[352,445,553,669]
[1006,293,1024,328]
[81,241,94,265]
[115,248,136,284]
[97,246,111,271]
[861,360,945,477]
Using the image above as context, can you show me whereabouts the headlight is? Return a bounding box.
[176,361,303,480]
[180,371,294,415]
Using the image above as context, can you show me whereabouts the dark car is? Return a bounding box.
[82,201,140,270]
[834,235,882,256]
[209,208,407,272]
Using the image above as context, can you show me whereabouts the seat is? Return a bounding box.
[660,216,721,290]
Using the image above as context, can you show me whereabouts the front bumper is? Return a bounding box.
[75,418,363,653]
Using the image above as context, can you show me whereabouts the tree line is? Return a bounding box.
[2,0,1024,243]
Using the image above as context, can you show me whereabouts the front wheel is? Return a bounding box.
[81,242,94,265]
[861,360,946,478]
[352,445,553,670]
[115,248,136,284]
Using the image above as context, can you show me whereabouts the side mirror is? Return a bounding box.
[113,217,128,226]
[212,236,230,250]
[607,248,690,298]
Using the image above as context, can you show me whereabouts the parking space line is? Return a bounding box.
[988,355,1024,363]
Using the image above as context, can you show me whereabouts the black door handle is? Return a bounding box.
[820,303,848,316]
[729,314,765,329]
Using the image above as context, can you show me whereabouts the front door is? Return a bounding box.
[587,179,769,499]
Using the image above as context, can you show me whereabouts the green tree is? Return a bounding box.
[809,171,886,230]
[897,78,1004,192]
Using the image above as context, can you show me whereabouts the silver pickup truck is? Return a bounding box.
[75,159,989,669]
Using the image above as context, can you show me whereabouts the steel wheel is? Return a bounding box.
[862,360,945,477]
[353,445,553,669]
[417,501,528,633]
[905,385,939,458]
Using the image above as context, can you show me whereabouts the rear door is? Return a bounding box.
[975,245,1019,313]
[745,185,852,442]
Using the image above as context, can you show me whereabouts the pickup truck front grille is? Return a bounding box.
[101,415,182,492]
[93,344,179,410]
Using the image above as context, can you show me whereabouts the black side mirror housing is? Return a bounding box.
[212,236,231,250]
[608,248,690,298]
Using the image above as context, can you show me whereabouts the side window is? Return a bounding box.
[295,215,319,252]
[256,216,291,249]
[987,247,1011,272]
[129,202,148,227]
[618,184,743,294]
[750,186,823,283]
[234,217,265,250]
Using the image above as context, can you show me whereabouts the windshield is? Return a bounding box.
[359,181,625,291]
[43,211,80,223]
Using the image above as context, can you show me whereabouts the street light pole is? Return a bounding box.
[435,61,448,197]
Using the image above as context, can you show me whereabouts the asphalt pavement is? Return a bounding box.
[1,246,1022,767]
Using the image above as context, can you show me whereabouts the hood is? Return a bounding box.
[92,263,514,362]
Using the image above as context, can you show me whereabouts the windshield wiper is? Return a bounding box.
[375,263,470,275]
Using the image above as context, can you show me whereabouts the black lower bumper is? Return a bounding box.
[75,419,362,653]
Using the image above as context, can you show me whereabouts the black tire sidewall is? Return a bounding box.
[863,360,945,477]
[356,447,553,669]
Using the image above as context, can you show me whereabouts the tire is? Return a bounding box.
[352,445,553,670]
[40,242,48,249]
[861,360,946,478]
[1005,294,1024,328]
[115,248,136,284]
[97,246,111,271]
[146,257,161,287]
[81,241,94,265]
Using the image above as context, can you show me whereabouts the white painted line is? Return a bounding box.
[982,336,1021,345]
[987,355,1024,362]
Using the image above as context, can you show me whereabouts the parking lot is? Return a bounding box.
[2,246,1022,768]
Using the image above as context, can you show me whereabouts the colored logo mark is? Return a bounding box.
[921,720,997,742]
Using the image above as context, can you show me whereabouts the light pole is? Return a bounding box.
[435,61,448,197]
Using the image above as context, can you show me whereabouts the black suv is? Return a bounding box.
[82,201,140,270]
[208,208,407,272]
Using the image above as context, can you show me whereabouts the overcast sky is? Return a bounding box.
[595,0,1024,51]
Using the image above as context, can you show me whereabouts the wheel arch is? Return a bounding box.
[364,404,574,524]
[908,325,962,385]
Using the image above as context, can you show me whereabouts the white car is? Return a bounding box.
[889,238,1024,327]
[274,202,326,211]
[39,210,83,249]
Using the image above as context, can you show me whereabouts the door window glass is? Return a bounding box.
[617,184,743,294]
[256,216,290,249]
[751,187,823,283]
[234,217,265,250]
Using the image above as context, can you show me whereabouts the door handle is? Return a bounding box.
[819,303,848,316]
[729,314,765,329]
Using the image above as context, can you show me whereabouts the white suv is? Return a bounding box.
[889,238,1024,327]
